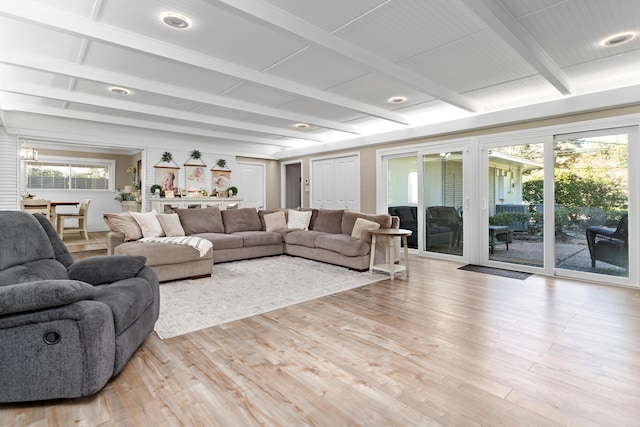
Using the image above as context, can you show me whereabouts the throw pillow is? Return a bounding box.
[156,213,185,237]
[103,212,143,241]
[131,210,165,238]
[287,209,312,230]
[351,217,380,239]
[263,211,287,232]
[312,209,344,233]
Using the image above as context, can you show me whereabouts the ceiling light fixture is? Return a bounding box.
[387,96,407,104]
[161,12,191,29]
[601,32,636,47]
[294,123,310,129]
[109,87,130,95]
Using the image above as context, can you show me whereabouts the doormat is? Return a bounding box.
[458,264,532,280]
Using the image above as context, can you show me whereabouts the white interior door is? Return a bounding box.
[235,162,265,209]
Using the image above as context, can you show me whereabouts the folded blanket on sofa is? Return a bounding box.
[137,236,213,257]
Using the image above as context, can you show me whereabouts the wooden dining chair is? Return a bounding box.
[56,199,91,240]
[20,199,52,221]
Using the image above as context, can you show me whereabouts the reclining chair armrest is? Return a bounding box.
[68,256,147,285]
[0,280,96,316]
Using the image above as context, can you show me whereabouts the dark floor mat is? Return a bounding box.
[458,264,532,280]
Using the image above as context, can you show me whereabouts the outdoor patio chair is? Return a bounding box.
[586,214,628,269]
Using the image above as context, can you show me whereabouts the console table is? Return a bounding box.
[151,197,243,213]
[369,228,412,280]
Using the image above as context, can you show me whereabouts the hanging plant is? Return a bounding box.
[216,159,227,168]
[190,150,201,160]
[161,152,173,163]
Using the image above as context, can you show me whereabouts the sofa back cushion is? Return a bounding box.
[312,209,344,234]
[222,208,262,234]
[0,211,56,273]
[176,207,224,235]
[103,212,144,241]
[341,211,392,235]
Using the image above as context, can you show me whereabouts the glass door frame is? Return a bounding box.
[479,121,639,288]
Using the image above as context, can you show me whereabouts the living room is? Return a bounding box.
[2,0,640,424]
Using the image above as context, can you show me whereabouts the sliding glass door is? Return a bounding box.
[423,151,464,256]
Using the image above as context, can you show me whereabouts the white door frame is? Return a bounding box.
[280,159,303,208]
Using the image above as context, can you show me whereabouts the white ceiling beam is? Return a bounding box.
[460,0,573,95]
[0,50,361,135]
[217,0,480,113]
[3,103,299,148]
[0,83,325,142]
[0,0,410,125]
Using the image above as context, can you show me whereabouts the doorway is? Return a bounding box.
[282,161,302,209]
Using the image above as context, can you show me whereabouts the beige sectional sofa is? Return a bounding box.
[105,207,398,282]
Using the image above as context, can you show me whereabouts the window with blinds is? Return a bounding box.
[25,159,113,190]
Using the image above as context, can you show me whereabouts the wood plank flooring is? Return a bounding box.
[2,256,640,426]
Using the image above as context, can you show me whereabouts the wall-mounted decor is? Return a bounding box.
[185,150,207,191]
[211,158,231,193]
[154,152,180,196]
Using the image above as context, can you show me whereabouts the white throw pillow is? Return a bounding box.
[156,213,185,237]
[264,211,287,232]
[351,217,380,239]
[131,210,165,238]
[287,209,312,230]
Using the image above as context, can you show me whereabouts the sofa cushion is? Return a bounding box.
[176,207,224,235]
[312,209,344,234]
[284,230,327,248]
[342,211,392,235]
[351,218,380,239]
[93,277,153,335]
[194,233,243,250]
[114,242,207,266]
[222,208,262,234]
[234,231,283,247]
[287,209,312,230]
[156,213,185,237]
[103,212,143,241]
[315,234,370,257]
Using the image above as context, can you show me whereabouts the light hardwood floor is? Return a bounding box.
[2,256,640,426]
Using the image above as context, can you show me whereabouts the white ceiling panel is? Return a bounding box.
[221,82,299,109]
[98,0,308,70]
[464,75,558,111]
[72,79,204,111]
[81,41,242,94]
[29,0,98,18]
[334,0,487,63]
[400,30,537,93]
[0,64,70,89]
[499,0,566,19]
[263,0,389,32]
[328,73,434,108]
[265,45,370,90]
[516,0,640,68]
[0,16,85,62]
[278,98,366,123]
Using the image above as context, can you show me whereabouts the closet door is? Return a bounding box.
[311,155,359,210]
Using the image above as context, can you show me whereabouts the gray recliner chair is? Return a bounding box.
[0,211,160,402]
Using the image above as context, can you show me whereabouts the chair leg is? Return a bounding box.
[81,219,89,240]
[57,217,64,237]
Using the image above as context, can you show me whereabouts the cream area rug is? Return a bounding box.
[154,256,386,339]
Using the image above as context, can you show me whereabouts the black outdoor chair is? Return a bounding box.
[586,214,628,269]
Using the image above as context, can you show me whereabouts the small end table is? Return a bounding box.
[369,228,412,280]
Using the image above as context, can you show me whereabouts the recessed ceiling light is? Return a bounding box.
[109,87,130,95]
[161,12,191,29]
[601,32,636,47]
[294,123,310,129]
[387,96,407,104]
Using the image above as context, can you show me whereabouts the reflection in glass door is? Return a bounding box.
[487,144,545,267]
[423,152,463,256]
[386,156,418,249]
[554,130,629,277]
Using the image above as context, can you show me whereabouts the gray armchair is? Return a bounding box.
[0,211,160,402]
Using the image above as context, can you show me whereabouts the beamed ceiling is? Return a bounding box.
[1,0,640,157]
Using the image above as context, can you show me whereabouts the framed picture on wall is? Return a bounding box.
[164,190,175,198]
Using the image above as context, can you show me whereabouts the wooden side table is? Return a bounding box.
[369,228,412,280]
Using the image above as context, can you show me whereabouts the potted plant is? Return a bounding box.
[150,184,162,197]
[228,186,238,197]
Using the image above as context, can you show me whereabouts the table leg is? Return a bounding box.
[388,236,395,281]
[402,235,409,277]
[369,235,377,274]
